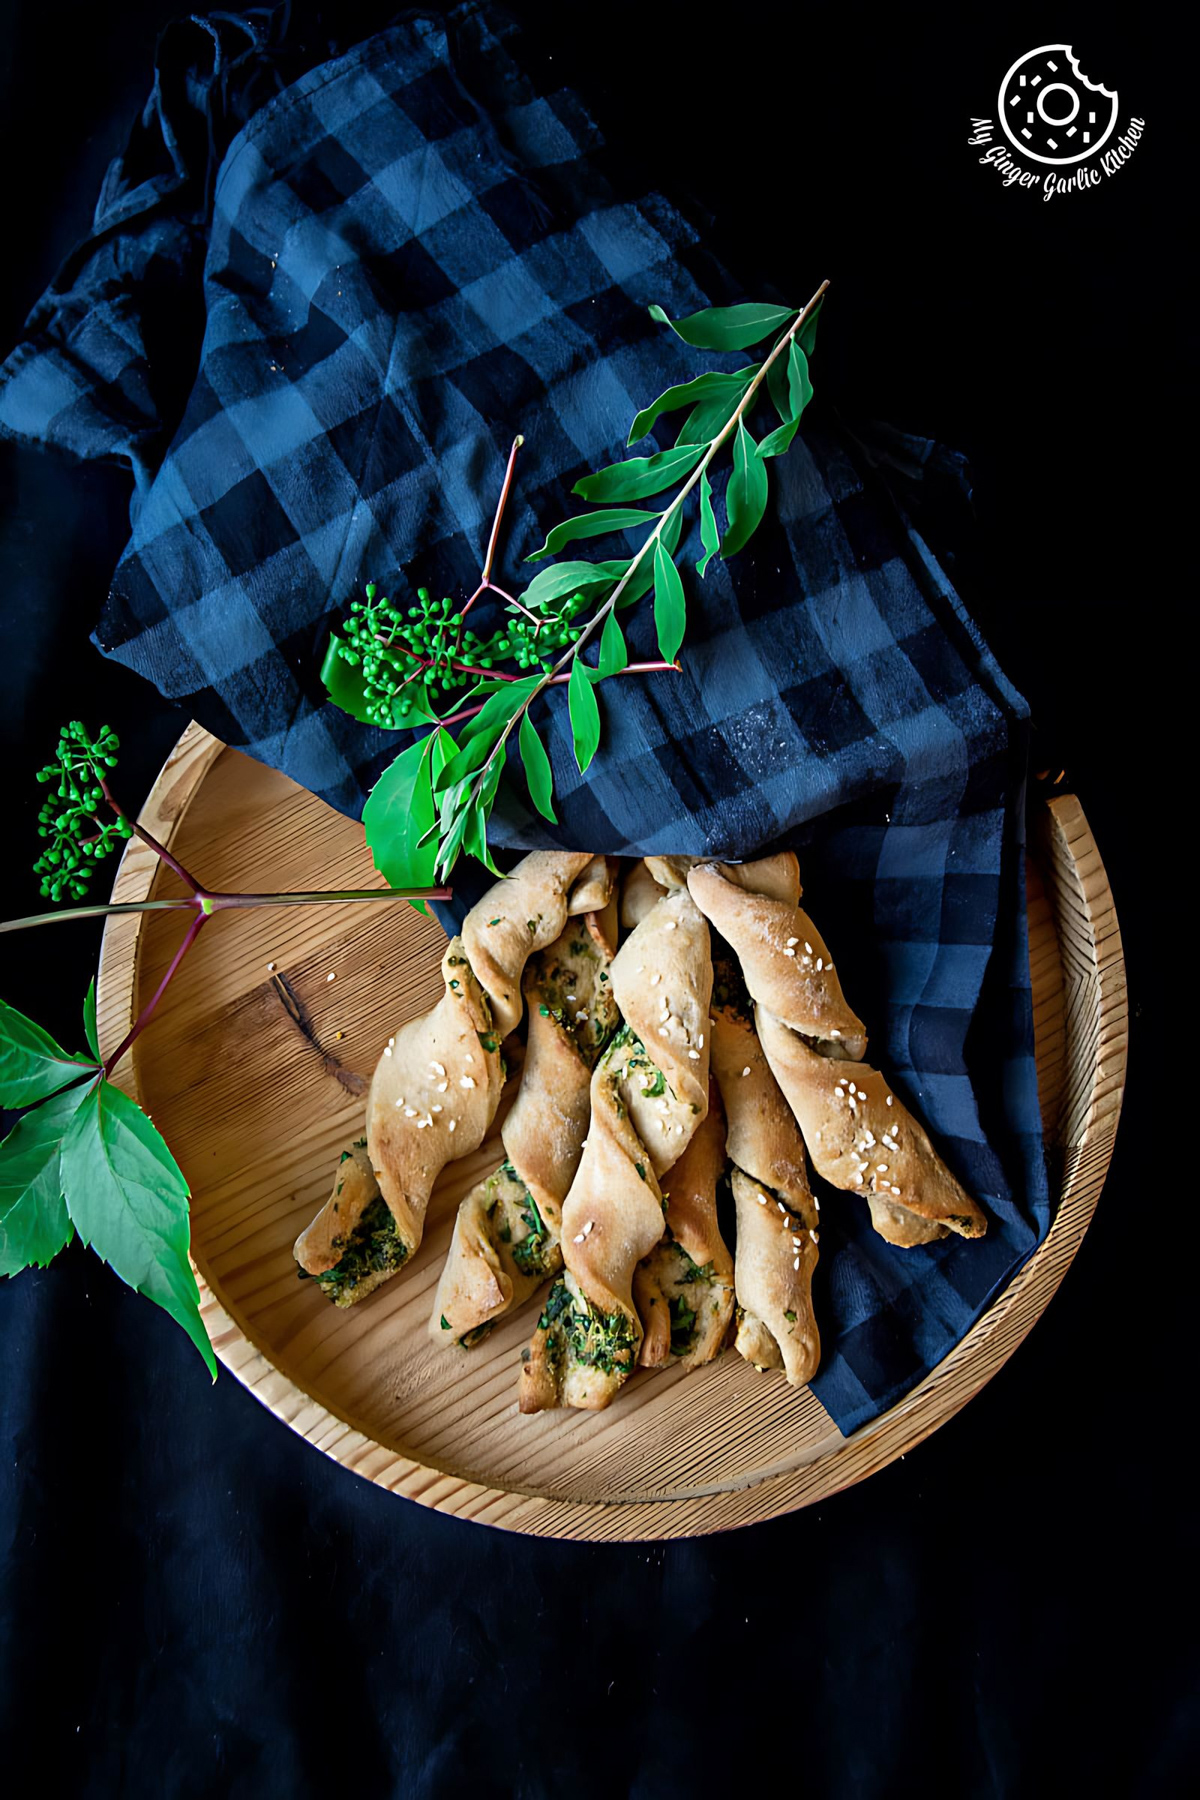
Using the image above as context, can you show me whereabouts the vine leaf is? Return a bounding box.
[722,420,770,559]
[697,469,719,576]
[759,341,814,458]
[363,727,457,910]
[519,711,557,822]
[649,300,796,351]
[61,1081,217,1380]
[568,661,601,773]
[599,610,629,677]
[572,445,705,504]
[525,508,660,563]
[0,997,96,1110]
[628,370,756,446]
[653,541,687,665]
[83,978,100,1062]
[0,1085,86,1276]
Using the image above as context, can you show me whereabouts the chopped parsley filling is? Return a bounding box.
[538,1278,636,1376]
[312,1195,408,1302]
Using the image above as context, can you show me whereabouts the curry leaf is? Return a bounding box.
[0,997,96,1110]
[568,660,601,772]
[758,341,814,458]
[521,560,629,609]
[649,300,796,351]
[363,727,457,909]
[518,711,557,822]
[0,1085,87,1276]
[722,420,770,558]
[525,509,660,563]
[61,1081,217,1380]
[628,370,756,446]
[599,610,629,677]
[572,445,705,503]
[697,469,719,576]
[653,541,687,665]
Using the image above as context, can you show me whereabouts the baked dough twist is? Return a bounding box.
[633,1080,735,1372]
[294,851,593,1305]
[687,858,987,1246]
[520,884,713,1411]
[430,893,620,1345]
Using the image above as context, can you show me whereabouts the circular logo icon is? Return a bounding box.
[998,45,1118,165]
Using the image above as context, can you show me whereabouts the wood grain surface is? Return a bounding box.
[94,724,1127,1540]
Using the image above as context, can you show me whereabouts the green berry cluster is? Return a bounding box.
[334,582,590,725]
[33,723,132,902]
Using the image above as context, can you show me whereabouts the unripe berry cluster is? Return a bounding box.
[33,723,133,901]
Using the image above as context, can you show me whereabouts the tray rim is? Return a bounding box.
[95,722,1127,1539]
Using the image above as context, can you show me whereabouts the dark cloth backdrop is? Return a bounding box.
[0,4,1190,1796]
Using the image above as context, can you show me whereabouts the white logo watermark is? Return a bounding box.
[967,43,1144,199]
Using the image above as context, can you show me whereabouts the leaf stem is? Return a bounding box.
[457,434,525,637]
[0,886,451,935]
[444,280,829,869]
[103,911,208,1077]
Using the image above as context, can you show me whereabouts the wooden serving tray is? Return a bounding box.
[95,723,1126,1539]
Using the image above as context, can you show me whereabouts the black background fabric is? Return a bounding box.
[0,4,1190,1795]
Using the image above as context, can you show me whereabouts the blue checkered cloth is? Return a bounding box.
[0,0,1049,1434]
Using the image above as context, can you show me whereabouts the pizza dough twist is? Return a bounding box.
[430,892,620,1345]
[520,884,713,1411]
[687,857,986,1246]
[294,851,593,1304]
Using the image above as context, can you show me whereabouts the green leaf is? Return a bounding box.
[519,711,557,822]
[463,798,502,877]
[673,374,758,447]
[434,678,540,792]
[0,1086,87,1276]
[83,979,100,1062]
[648,300,796,351]
[435,806,471,882]
[0,997,95,1110]
[697,469,720,576]
[567,660,601,773]
[598,610,629,677]
[363,728,456,909]
[628,370,756,446]
[617,503,686,610]
[758,341,814,458]
[521,560,628,610]
[61,1081,217,1380]
[722,420,770,559]
[525,509,659,563]
[797,299,822,355]
[572,445,705,503]
[653,541,687,665]
[320,631,438,729]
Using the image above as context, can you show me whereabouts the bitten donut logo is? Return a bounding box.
[967,44,1144,200]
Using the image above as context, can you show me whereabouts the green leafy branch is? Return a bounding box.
[2,725,450,1374]
[324,281,827,890]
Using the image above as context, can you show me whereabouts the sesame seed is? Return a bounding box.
[814,1198,820,1211]
[675,1123,683,1134]
[830,1029,841,1038]
[757,1193,768,1205]
[430,1061,445,1076]
[460,1076,475,1088]
[664,919,676,931]
[804,942,813,954]
[383,1047,393,1057]
[403,1108,417,1118]
[787,937,799,947]
[743,1066,752,1077]
[267,962,276,971]
[809,1229,818,1243]
[688,1049,700,1060]
[327,972,336,982]
[436,1081,448,1092]
[572,1232,585,1244]
[783,946,795,958]
[448,1120,457,1133]
[877,1164,888,1172]
[416,1118,431,1129]
[815,958,823,972]
[777,1202,787,1214]
[582,1220,594,1236]
[651,973,661,985]
[697,1034,704,1048]
[891,1185,901,1196]
[854,1173,863,1185]
[793,1257,801,1270]
[886,1096,894,1106]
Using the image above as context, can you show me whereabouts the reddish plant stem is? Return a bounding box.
[99,776,204,896]
[103,911,207,1077]
[457,434,524,639]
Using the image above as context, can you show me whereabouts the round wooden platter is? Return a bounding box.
[94,723,1126,1541]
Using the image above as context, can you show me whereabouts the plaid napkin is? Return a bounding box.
[0,0,1049,1434]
